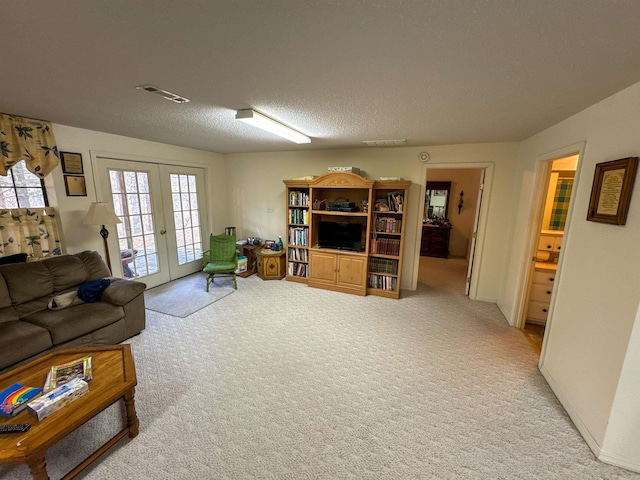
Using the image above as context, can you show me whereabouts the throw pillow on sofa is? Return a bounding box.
[48,278,111,310]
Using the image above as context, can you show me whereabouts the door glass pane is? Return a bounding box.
[169,173,203,266]
[109,169,159,279]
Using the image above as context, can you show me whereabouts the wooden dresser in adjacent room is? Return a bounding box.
[420,224,452,258]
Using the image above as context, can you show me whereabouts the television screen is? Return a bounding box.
[318,221,363,251]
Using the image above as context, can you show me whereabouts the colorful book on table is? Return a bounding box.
[0,383,43,417]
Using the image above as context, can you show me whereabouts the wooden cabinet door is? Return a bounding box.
[309,251,337,286]
[336,255,367,293]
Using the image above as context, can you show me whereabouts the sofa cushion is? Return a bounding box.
[0,275,18,323]
[0,261,53,305]
[75,251,111,280]
[43,254,88,292]
[0,321,53,371]
[22,302,124,345]
[102,279,147,306]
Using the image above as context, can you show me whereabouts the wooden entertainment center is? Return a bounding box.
[284,172,411,299]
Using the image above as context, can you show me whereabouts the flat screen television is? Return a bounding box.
[317,221,363,252]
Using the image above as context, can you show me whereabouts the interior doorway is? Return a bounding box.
[418,168,485,295]
[520,154,578,353]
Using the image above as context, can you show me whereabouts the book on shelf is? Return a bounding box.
[368,274,397,291]
[288,191,309,207]
[44,355,93,393]
[386,190,405,212]
[0,383,43,417]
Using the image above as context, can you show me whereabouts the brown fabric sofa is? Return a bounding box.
[0,251,146,372]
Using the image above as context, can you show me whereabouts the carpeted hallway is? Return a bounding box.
[3,264,638,479]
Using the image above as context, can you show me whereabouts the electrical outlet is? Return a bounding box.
[267,206,275,213]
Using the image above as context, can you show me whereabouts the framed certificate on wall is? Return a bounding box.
[60,152,84,175]
[587,157,638,225]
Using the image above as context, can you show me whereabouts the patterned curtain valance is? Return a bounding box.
[0,207,63,259]
[0,113,59,178]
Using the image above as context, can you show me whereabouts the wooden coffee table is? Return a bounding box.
[0,345,139,480]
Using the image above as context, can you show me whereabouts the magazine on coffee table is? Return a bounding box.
[43,355,92,393]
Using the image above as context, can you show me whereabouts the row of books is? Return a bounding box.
[289,208,309,225]
[288,227,309,246]
[369,257,398,275]
[288,262,308,277]
[288,191,309,207]
[0,355,92,418]
[370,238,401,256]
[375,216,402,233]
[368,274,397,291]
[288,247,309,262]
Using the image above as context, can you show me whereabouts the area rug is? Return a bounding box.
[144,273,234,317]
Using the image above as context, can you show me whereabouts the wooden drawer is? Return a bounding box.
[532,270,555,285]
[530,283,554,302]
[527,300,549,324]
[538,235,562,252]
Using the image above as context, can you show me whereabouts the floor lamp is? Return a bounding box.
[83,202,122,273]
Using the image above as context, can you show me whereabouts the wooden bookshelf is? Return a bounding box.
[283,173,410,298]
[284,179,310,283]
[368,180,411,299]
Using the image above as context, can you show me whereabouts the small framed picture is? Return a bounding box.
[587,157,638,225]
[60,151,84,175]
[64,175,87,196]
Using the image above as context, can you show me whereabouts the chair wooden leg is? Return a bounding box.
[206,275,211,292]
[233,273,237,290]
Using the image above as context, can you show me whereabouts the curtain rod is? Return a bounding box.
[1,111,51,123]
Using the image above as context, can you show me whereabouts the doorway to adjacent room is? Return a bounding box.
[418,167,485,297]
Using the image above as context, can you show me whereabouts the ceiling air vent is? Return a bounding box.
[362,139,408,147]
[135,84,191,104]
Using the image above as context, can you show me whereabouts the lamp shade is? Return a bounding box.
[83,202,121,225]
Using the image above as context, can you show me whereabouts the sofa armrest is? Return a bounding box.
[102,278,147,306]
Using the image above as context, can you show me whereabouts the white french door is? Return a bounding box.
[95,158,206,288]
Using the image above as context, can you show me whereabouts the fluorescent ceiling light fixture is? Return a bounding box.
[136,84,190,104]
[235,109,311,144]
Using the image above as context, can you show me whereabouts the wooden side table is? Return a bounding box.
[256,248,286,280]
[236,243,261,277]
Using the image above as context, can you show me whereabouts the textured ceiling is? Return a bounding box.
[4,1,640,154]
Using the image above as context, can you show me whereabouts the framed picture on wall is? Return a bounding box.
[64,175,87,196]
[60,151,84,175]
[587,157,638,225]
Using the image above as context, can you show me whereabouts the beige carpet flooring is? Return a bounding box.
[3,261,639,479]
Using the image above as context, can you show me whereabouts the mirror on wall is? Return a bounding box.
[424,181,451,221]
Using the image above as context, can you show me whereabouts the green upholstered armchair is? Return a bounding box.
[202,234,238,291]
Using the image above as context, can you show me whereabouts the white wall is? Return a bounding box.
[426,168,483,258]
[50,124,226,262]
[504,81,640,470]
[224,143,519,300]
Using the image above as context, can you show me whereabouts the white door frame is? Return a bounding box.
[90,151,210,285]
[412,161,494,300]
[466,169,485,295]
[512,142,585,360]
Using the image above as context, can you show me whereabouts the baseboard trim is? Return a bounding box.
[539,364,602,455]
[496,301,513,325]
[540,364,640,474]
